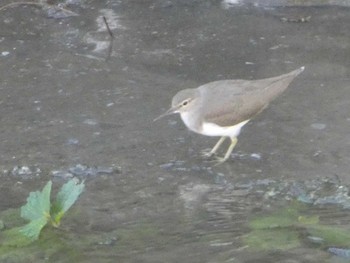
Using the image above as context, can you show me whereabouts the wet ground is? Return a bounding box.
[0,0,350,262]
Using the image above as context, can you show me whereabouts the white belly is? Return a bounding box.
[180,112,249,138]
[201,119,249,137]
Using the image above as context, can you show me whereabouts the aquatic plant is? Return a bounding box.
[244,201,350,254]
[19,179,84,240]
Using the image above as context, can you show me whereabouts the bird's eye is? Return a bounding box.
[182,100,189,106]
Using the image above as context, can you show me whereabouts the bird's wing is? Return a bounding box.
[199,84,267,127]
[199,68,303,127]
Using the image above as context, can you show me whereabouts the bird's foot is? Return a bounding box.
[207,156,229,166]
[201,149,215,159]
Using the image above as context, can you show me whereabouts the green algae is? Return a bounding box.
[244,201,350,251]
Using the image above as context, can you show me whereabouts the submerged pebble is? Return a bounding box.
[328,247,350,259]
[250,153,261,160]
[9,166,41,178]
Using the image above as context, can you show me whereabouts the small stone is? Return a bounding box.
[250,153,261,160]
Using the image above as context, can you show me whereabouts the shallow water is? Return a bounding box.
[0,1,350,262]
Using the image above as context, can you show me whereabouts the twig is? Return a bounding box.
[102,16,114,61]
[103,16,114,39]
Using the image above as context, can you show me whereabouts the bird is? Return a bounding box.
[155,66,305,165]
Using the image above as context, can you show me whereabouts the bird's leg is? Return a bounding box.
[210,136,227,155]
[212,137,238,166]
[201,136,226,158]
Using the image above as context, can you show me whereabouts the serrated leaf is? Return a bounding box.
[19,181,52,239]
[51,178,84,226]
[19,217,49,240]
[20,181,51,221]
[53,178,84,214]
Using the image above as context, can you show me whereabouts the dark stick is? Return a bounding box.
[103,16,114,39]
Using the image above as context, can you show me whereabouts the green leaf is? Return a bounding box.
[3,227,34,247]
[19,181,52,240]
[19,217,49,240]
[18,179,84,240]
[51,178,85,226]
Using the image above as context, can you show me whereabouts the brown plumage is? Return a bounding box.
[155,66,305,164]
[199,67,304,128]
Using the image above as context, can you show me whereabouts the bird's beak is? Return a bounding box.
[153,105,180,122]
